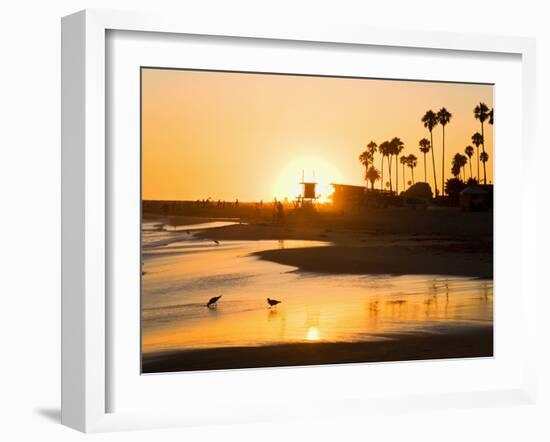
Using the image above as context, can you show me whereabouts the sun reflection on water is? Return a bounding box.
[141,234,493,353]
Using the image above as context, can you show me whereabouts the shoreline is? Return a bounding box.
[142,325,493,373]
[253,244,492,279]
[188,222,493,279]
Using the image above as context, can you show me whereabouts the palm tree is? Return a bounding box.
[459,154,468,181]
[400,155,408,190]
[472,132,484,183]
[367,140,378,157]
[422,110,439,196]
[418,138,431,183]
[378,141,390,191]
[360,141,378,176]
[489,108,494,125]
[480,151,489,184]
[474,102,490,184]
[451,153,468,181]
[437,108,452,195]
[464,145,474,180]
[378,141,395,192]
[359,150,372,176]
[451,161,461,179]
[365,166,380,190]
[391,137,404,194]
[406,154,418,184]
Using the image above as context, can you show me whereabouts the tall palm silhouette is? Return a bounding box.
[384,140,396,193]
[464,145,474,180]
[365,166,380,190]
[471,132,483,183]
[378,141,391,191]
[421,110,439,196]
[391,137,404,194]
[418,138,431,183]
[359,150,372,177]
[400,155,408,190]
[459,154,468,181]
[359,141,377,178]
[367,140,378,157]
[437,108,452,195]
[406,154,418,184]
[474,102,490,184]
[451,162,461,179]
[480,152,489,184]
[451,153,467,181]
[489,108,494,125]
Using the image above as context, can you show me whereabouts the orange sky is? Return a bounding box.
[142,68,493,201]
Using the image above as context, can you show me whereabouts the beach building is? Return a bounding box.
[460,185,489,211]
[331,183,366,212]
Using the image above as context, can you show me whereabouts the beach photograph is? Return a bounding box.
[140,67,494,373]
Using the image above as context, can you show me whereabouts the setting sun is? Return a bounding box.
[142,68,493,202]
[141,67,494,374]
[273,156,345,203]
[305,327,321,341]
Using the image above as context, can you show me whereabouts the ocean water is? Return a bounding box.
[141,221,493,354]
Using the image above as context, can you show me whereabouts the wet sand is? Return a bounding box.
[142,212,493,371]
[191,222,493,279]
[143,324,493,373]
[253,244,492,278]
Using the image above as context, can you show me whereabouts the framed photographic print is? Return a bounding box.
[61,9,538,432]
[140,67,495,374]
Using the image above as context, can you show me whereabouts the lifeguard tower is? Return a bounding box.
[296,170,318,208]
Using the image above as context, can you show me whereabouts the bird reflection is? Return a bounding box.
[267,309,278,321]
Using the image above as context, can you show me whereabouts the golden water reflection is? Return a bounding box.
[141,234,493,354]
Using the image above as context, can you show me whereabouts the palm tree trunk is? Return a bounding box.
[380,157,384,191]
[395,155,399,194]
[430,131,438,196]
[469,160,472,180]
[388,155,393,192]
[423,153,427,182]
[481,122,486,185]
[441,125,445,196]
[403,164,406,189]
[411,167,415,184]
[476,146,480,182]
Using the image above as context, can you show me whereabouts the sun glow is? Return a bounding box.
[305,327,321,341]
[273,156,345,203]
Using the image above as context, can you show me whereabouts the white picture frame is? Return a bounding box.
[61,9,537,433]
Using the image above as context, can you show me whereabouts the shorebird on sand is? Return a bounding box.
[267,298,281,307]
[207,295,222,308]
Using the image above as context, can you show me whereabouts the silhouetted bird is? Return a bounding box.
[267,298,281,307]
[213,239,220,245]
[207,295,222,307]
